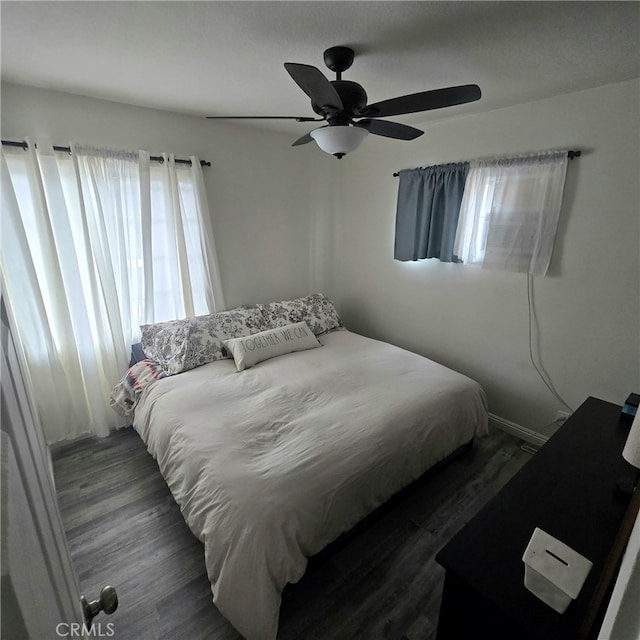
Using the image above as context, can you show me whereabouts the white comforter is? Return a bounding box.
[133,330,487,640]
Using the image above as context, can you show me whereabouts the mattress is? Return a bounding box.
[133,329,488,640]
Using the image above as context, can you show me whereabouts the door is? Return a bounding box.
[1,287,90,639]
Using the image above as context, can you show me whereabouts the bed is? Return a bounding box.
[116,296,488,640]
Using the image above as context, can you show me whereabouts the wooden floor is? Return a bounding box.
[52,427,532,640]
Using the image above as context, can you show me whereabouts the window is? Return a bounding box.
[1,142,224,442]
[454,152,569,275]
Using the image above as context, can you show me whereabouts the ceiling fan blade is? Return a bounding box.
[360,84,481,118]
[355,119,424,141]
[206,116,322,121]
[284,63,344,113]
[292,131,315,147]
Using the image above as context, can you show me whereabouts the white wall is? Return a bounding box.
[336,80,639,431]
[1,82,333,309]
[3,80,638,433]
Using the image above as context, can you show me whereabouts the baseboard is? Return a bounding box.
[488,413,549,448]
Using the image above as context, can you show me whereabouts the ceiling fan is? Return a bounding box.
[207,46,481,158]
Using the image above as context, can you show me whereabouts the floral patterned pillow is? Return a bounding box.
[140,306,269,375]
[258,293,343,336]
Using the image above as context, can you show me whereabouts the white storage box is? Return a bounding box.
[522,527,593,613]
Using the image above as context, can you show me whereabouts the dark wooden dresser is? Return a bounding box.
[435,397,632,640]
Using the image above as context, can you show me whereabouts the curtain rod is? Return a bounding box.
[392,149,581,177]
[1,139,211,167]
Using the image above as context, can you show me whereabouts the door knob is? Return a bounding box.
[81,585,118,625]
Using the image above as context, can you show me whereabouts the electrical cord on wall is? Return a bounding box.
[527,273,575,413]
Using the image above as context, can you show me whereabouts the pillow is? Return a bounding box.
[224,321,320,371]
[129,342,148,367]
[110,359,168,418]
[258,293,343,336]
[140,306,269,375]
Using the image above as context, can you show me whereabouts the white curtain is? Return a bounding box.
[454,151,568,275]
[1,141,225,443]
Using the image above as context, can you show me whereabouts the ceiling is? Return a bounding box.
[2,1,639,134]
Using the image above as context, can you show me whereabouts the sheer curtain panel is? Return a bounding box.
[394,163,469,262]
[1,142,225,443]
[454,151,568,275]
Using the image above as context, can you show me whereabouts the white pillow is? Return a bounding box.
[224,321,320,371]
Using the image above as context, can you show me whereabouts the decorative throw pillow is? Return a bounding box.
[258,293,343,336]
[224,321,321,371]
[140,305,269,375]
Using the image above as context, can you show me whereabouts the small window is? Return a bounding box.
[454,152,568,275]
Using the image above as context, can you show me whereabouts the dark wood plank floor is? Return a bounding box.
[52,427,532,640]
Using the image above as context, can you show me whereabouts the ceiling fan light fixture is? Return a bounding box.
[310,125,368,159]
